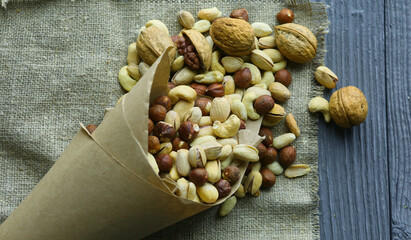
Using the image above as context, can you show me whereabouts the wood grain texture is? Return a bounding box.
[385,0,411,239]
[318,0,391,239]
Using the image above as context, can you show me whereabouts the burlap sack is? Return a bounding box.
[0,1,329,239]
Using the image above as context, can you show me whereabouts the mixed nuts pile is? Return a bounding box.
[91,6,368,217]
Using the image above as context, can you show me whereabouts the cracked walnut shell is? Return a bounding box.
[181,29,212,71]
[329,86,368,128]
[210,17,255,56]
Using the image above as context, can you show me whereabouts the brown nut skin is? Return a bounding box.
[215,179,232,198]
[172,137,189,151]
[259,127,273,147]
[276,8,294,24]
[195,97,212,116]
[149,104,167,123]
[153,95,171,111]
[167,82,176,93]
[239,119,246,129]
[190,83,208,96]
[148,119,154,135]
[254,95,275,115]
[155,154,173,173]
[260,147,277,165]
[257,143,267,159]
[260,168,276,188]
[153,122,176,142]
[329,86,368,128]
[188,168,209,186]
[148,136,161,154]
[245,162,252,175]
[86,124,97,134]
[278,146,296,168]
[206,83,225,98]
[230,8,249,21]
[274,69,292,88]
[234,67,252,88]
[222,166,241,184]
[178,121,200,142]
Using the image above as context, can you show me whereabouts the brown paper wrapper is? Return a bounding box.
[0,48,249,239]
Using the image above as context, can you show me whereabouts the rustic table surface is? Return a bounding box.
[318,0,410,239]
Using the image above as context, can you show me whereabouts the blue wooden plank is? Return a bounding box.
[385,1,411,239]
[318,0,390,239]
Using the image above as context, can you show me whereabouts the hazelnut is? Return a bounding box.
[86,124,97,134]
[148,136,160,154]
[234,67,252,88]
[254,95,275,115]
[239,119,246,129]
[153,95,171,111]
[155,154,173,173]
[195,97,212,116]
[148,119,154,135]
[222,166,241,184]
[230,8,249,21]
[276,8,294,24]
[172,137,189,151]
[149,104,167,123]
[190,83,208,95]
[260,147,277,165]
[260,168,276,188]
[278,146,296,168]
[274,69,292,87]
[215,179,231,198]
[167,82,176,93]
[256,143,267,159]
[259,127,273,147]
[153,121,176,142]
[178,121,200,142]
[206,83,225,98]
[188,168,208,186]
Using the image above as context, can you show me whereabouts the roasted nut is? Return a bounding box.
[329,86,368,128]
[263,49,284,62]
[145,19,169,35]
[256,143,267,159]
[259,127,273,147]
[207,83,225,97]
[197,182,219,203]
[260,168,276,188]
[188,168,208,186]
[167,85,197,104]
[147,153,160,174]
[137,26,176,65]
[198,116,213,127]
[153,95,171,111]
[194,71,224,84]
[251,22,273,37]
[215,179,231,198]
[233,144,259,162]
[172,67,196,85]
[191,135,217,147]
[176,149,191,176]
[199,141,222,160]
[167,82,176,92]
[118,66,137,92]
[254,95,275,115]
[308,96,331,123]
[268,82,291,102]
[164,110,181,131]
[273,133,296,149]
[262,104,286,127]
[171,56,185,72]
[184,107,202,124]
[176,178,189,198]
[86,124,97,134]
[230,8,249,21]
[286,113,300,137]
[284,164,311,178]
[276,8,294,24]
[210,97,231,122]
[222,76,235,95]
[244,171,262,195]
[198,7,222,21]
[315,66,338,89]
[242,92,260,120]
[211,50,225,75]
[234,184,246,198]
[222,166,241,184]
[230,99,247,121]
[258,36,276,49]
[205,160,221,183]
[275,23,317,63]
[187,182,200,202]
[172,137,189,151]
[178,10,195,29]
[155,154,173,173]
[261,147,277,165]
[190,83,208,95]
[210,18,255,56]
[148,136,161,154]
[148,119,154,134]
[127,42,140,65]
[179,121,200,142]
[221,56,244,73]
[157,142,172,155]
[275,69,292,88]
[149,104,167,123]
[278,146,296,168]
[242,63,261,84]
[179,30,213,71]
[195,97,212,116]
[127,63,141,81]
[219,196,237,216]
[251,49,275,71]
[213,114,241,138]
[234,67,252,88]
[192,20,211,33]
[188,145,207,168]
[272,59,288,73]
[266,161,283,175]
[153,121,176,142]
[251,162,262,172]
[196,126,215,138]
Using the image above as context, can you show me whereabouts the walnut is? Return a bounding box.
[176,36,201,70]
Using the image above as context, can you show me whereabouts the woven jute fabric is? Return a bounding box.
[0,1,328,239]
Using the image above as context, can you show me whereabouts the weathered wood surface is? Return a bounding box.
[319,0,410,239]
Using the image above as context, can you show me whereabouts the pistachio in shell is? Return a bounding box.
[209,17,255,56]
[181,29,212,72]
[329,86,368,128]
[274,23,317,63]
[137,26,176,66]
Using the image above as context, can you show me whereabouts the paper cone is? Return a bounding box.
[0,48,248,239]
